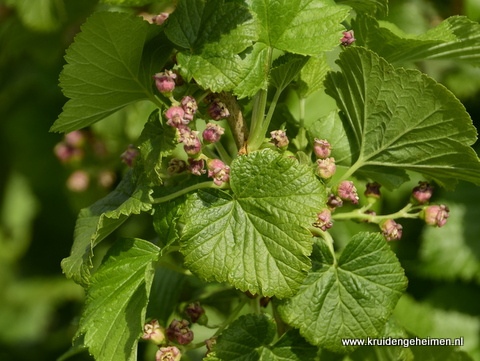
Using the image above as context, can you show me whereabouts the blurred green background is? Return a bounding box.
[1,0,480,360]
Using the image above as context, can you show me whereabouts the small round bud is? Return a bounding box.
[316,157,336,179]
[341,30,356,46]
[202,123,225,143]
[167,158,186,174]
[207,159,230,186]
[412,181,433,204]
[152,13,169,25]
[166,319,194,345]
[313,138,332,159]
[65,130,86,147]
[183,130,202,155]
[54,142,84,163]
[121,144,139,167]
[142,319,166,345]
[208,100,230,120]
[326,193,343,210]
[153,70,176,93]
[66,170,90,192]
[270,130,289,148]
[185,302,206,324]
[364,182,381,199]
[187,158,206,176]
[421,204,450,227]
[165,106,189,128]
[97,170,116,188]
[313,208,333,231]
[156,346,181,361]
[337,180,359,204]
[181,96,198,121]
[381,219,403,241]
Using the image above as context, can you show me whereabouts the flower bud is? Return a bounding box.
[181,96,198,121]
[187,158,206,176]
[313,208,333,231]
[142,319,166,345]
[153,71,176,94]
[121,144,139,167]
[165,106,189,128]
[167,158,186,174]
[381,219,402,241]
[66,170,90,192]
[207,159,230,186]
[313,138,332,159]
[156,346,181,361]
[205,337,217,355]
[421,204,450,227]
[65,130,86,147]
[412,181,433,204]
[270,130,289,148]
[202,123,225,143]
[208,100,230,120]
[185,302,206,324]
[166,319,194,345]
[337,180,359,204]
[364,182,381,199]
[316,157,336,179]
[341,30,356,46]
[97,170,116,188]
[54,142,84,163]
[183,130,202,155]
[152,13,169,25]
[326,193,343,210]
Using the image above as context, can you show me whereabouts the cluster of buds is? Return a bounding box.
[166,319,194,345]
[54,130,86,164]
[270,130,289,148]
[341,30,356,46]
[153,70,177,94]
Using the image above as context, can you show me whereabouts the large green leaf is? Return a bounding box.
[336,0,387,16]
[277,233,407,353]
[180,149,326,298]
[76,238,159,361]
[296,54,331,98]
[206,314,317,361]
[353,14,480,66]
[324,47,480,190]
[61,170,153,286]
[52,11,173,133]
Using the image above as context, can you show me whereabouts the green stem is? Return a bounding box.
[299,97,306,128]
[202,145,218,160]
[310,227,337,266]
[215,141,233,165]
[261,86,283,136]
[151,181,216,204]
[331,159,365,188]
[332,203,420,223]
[213,297,249,337]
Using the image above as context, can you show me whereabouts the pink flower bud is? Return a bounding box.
[165,106,189,128]
[208,100,230,120]
[121,144,139,167]
[185,302,206,324]
[65,130,86,147]
[337,180,359,204]
[202,123,225,143]
[187,158,206,176]
[341,30,356,46]
[207,159,230,186]
[421,204,450,227]
[183,130,202,155]
[166,319,194,345]
[326,193,343,210]
[181,96,198,121]
[316,157,336,179]
[167,158,186,174]
[270,130,289,148]
[142,319,166,345]
[66,170,90,192]
[156,346,181,361]
[152,13,169,25]
[313,138,332,159]
[54,142,84,163]
[412,181,434,204]
[313,208,333,231]
[153,70,176,93]
[364,182,381,199]
[381,219,403,241]
[97,170,116,188]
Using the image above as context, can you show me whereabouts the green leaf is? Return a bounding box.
[270,53,310,91]
[100,0,162,4]
[248,0,350,55]
[353,14,480,66]
[153,197,185,249]
[137,109,178,185]
[410,346,473,361]
[324,47,480,190]
[335,0,388,17]
[61,170,153,287]
[296,54,331,98]
[206,314,317,361]
[277,232,407,353]
[52,12,173,133]
[76,238,159,361]
[181,149,326,298]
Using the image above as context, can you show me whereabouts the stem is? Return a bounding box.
[202,145,218,160]
[331,159,365,188]
[213,297,249,337]
[261,86,283,136]
[332,203,420,223]
[151,181,216,203]
[310,227,337,266]
[215,141,233,165]
[299,97,306,128]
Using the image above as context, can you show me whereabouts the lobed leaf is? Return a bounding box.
[324,47,480,189]
[52,12,173,132]
[296,54,331,98]
[270,53,310,91]
[277,232,407,353]
[180,149,326,298]
[206,313,317,361]
[61,170,153,286]
[76,238,159,361]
